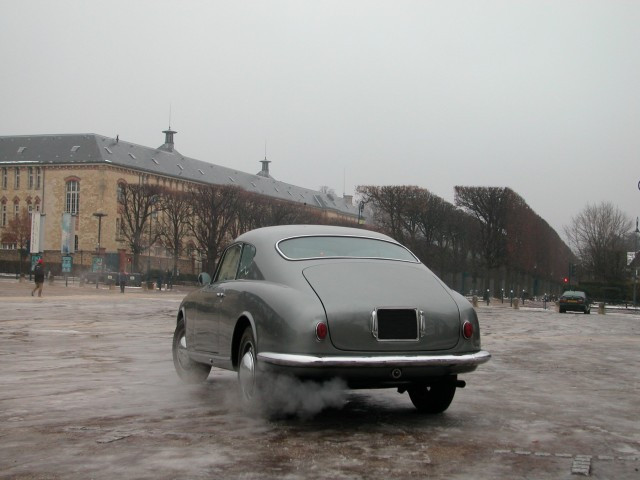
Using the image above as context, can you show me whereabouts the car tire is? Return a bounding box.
[408,376,457,414]
[238,327,260,408]
[559,308,565,313]
[172,319,211,383]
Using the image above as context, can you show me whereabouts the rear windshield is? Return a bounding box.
[276,235,418,262]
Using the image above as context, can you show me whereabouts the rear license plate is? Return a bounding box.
[376,308,419,340]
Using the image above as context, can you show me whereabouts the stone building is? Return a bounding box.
[0,129,358,276]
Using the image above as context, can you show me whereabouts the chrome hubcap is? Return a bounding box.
[177,334,190,368]
[238,347,256,401]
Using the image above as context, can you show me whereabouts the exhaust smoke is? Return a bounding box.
[256,374,347,419]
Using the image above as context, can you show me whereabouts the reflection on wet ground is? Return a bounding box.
[0,281,638,479]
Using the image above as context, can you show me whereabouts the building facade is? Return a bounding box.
[0,130,358,276]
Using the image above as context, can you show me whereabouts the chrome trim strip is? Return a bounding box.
[257,350,491,368]
[275,234,420,263]
[371,309,378,339]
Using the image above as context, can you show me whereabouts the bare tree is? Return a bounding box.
[1,208,31,250]
[157,189,192,276]
[454,186,513,270]
[118,182,165,273]
[357,185,420,244]
[187,184,243,273]
[232,192,325,238]
[564,202,632,283]
[1,208,31,274]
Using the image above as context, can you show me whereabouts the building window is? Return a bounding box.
[14,168,20,189]
[2,168,7,189]
[14,204,19,218]
[74,235,79,252]
[65,180,80,214]
[28,167,34,189]
[1,205,6,227]
[35,167,41,189]
[117,183,125,203]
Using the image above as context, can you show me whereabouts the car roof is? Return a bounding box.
[235,225,397,246]
[561,290,587,296]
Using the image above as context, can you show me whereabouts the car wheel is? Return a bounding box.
[407,376,457,414]
[238,328,260,407]
[559,308,565,313]
[172,319,211,383]
[584,307,590,314]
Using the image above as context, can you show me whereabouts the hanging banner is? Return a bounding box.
[30,212,42,253]
[61,213,75,254]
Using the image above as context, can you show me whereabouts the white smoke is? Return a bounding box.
[255,374,348,419]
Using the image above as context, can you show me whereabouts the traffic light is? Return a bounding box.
[563,277,569,284]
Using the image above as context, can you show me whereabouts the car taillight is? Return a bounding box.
[462,321,473,339]
[316,322,328,340]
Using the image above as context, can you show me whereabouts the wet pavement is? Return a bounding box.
[0,278,639,479]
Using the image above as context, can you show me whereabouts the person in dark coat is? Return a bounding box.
[118,271,127,294]
[32,259,45,297]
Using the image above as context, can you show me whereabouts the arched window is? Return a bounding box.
[65,180,80,214]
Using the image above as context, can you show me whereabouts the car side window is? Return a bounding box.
[215,244,242,282]
[237,244,257,280]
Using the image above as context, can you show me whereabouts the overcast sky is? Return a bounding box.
[1,1,639,235]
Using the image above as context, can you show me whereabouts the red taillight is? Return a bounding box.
[316,322,328,340]
[462,321,473,339]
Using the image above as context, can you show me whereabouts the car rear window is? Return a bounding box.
[276,235,418,262]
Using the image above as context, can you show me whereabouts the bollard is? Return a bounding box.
[598,302,605,315]
[513,298,519,309]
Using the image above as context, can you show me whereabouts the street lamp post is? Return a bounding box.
[357,201,364,225]
[634,217,639,307]
[147,204,157,286]
[93,211,107,289]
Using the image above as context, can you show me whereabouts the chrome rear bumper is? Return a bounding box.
[258,350,491,368]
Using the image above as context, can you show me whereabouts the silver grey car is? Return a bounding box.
[172,225,490,413]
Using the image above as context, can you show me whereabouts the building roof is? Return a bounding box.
[0,133,357,217]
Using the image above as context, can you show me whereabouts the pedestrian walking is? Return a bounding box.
[118,270,127,294]
[32,259,45,297]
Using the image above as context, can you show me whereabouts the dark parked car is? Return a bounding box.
[559,290,591,314]
[172,225,490,413]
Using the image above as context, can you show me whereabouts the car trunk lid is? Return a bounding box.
[302,261,461,352]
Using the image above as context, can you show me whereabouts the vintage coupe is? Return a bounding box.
[172,225,490,413]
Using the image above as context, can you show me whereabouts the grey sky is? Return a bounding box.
[2,1,639,235]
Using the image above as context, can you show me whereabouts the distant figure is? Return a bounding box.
[157,273,163,291]
[119,271,127,294]
[32,259,45,297]
[166,269,173,290]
